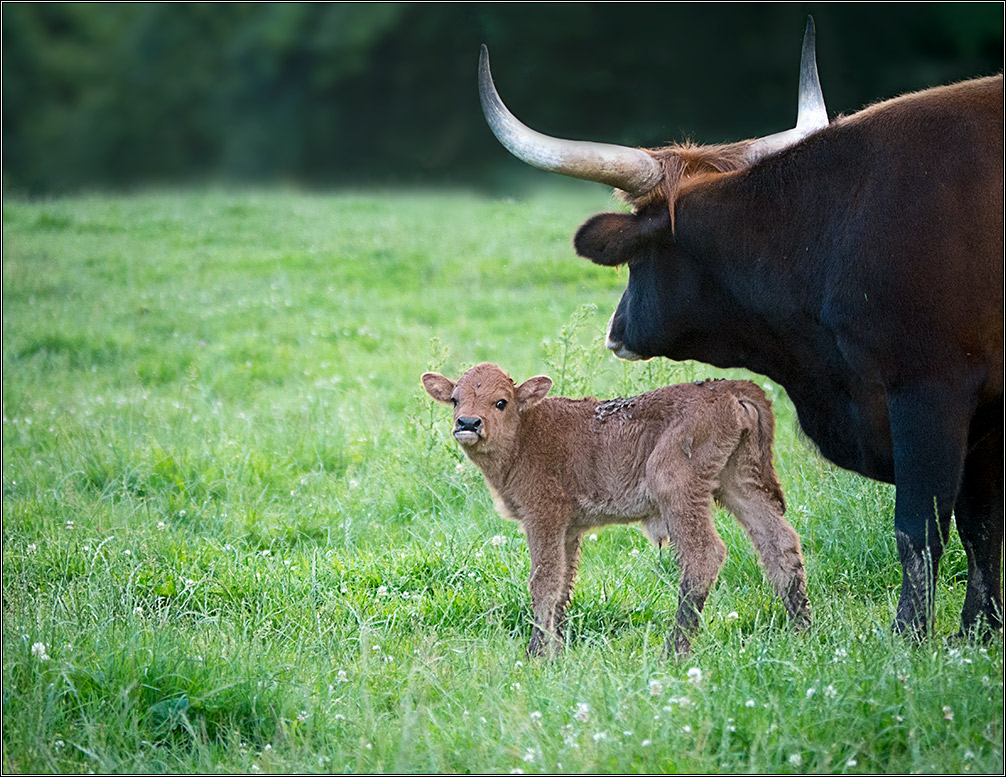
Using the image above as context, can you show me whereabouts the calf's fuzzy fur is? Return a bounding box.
[422,362,810,656]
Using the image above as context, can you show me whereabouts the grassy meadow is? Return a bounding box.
[2,188,1002,774]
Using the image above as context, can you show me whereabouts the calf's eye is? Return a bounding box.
[495,399,508,411]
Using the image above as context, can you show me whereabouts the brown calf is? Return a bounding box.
[422,362,811,656]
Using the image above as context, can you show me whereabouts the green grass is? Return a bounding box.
[3,188,1002,774]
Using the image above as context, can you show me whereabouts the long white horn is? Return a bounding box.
[746,16,829,162]
[479,45,663,196]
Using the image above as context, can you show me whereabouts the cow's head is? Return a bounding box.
[479,18,828,361]
[573,204,678,361]
[422,363,552,456]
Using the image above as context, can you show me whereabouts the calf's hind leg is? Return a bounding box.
[715,468,811,629]
[656,498,727,657]
[644,437,730,656]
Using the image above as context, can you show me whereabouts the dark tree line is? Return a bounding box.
[3,3,1002,194]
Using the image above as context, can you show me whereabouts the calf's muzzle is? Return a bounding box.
[455,417,483,444]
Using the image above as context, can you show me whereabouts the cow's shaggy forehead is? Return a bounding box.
[455,362,515,402]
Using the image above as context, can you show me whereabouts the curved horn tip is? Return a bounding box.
[476,45,662,195]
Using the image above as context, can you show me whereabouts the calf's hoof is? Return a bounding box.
[526,630,562,659]
[661,630,694,660]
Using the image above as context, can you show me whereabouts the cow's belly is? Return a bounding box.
[788,380,896,483]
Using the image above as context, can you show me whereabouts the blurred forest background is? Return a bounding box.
[3,3,1002,195]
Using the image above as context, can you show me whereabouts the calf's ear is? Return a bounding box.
[574,208,669,267]
[515,375,552,411]
[421,372,456,404]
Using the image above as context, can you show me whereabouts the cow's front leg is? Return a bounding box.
[887,384,969,638]
[525,523,572,658]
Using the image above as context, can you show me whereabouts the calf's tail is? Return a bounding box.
[736,385,786,513]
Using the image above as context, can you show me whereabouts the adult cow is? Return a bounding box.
[478,19,1003,638]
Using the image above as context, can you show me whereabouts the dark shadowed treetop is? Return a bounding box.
[2,3,1002,194]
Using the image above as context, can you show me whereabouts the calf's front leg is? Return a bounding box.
[525,523,576,658]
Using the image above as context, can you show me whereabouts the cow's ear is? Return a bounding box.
[422,372,456,404]
[574,209,669,267]
[515,375,552,411]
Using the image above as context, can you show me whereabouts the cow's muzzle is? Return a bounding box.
[605,313,644,361]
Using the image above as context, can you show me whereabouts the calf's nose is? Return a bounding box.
[456,416,482,433]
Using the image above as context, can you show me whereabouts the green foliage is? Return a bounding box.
[2,189,1002,774]
[3,4,1003,193]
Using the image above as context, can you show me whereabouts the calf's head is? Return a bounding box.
[422,363,552,456]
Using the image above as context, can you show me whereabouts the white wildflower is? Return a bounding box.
[789,753,802,766]
[31,642,49,661]
[943,706,954,721]
[726,611,739,621]
[648,678,663,696]
[490,535,507,547]
[687,666,703,685]
[588,534,598,542]
[573,702,590,722]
